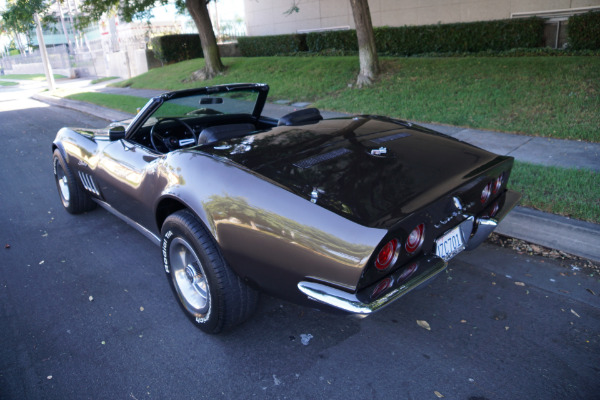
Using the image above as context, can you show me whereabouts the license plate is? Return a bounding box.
[435,225,465,261]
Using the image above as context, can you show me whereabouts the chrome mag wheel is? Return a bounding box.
[169,237,210,316]
[55,161,71,203]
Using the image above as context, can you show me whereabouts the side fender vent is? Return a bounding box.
[78,172,100,196]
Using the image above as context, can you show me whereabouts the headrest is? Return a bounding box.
[198,123,256,145]
[277,108,323,126]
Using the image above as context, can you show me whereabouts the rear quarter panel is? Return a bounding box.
[158,150,387,302]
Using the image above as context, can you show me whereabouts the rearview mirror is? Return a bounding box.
[200,97,223,105]
[109,125,126,141]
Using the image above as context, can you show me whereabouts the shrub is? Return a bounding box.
[306,30,357,52]
[568,11,600,50]
[238,34,307,56]
[375,18,544,55]
[239,17,544,57]
[151,34,203,64]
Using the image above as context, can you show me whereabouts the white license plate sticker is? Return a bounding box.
[436,226,465,261]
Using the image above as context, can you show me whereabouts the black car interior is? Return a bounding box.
[130,108,324,153]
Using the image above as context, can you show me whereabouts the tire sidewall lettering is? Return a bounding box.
[162,229,174,273]
[161,224,212,327]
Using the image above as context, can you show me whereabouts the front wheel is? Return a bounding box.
[53,149,96,214]
[161,210,258,334]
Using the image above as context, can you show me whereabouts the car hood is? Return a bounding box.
[203,116,510,227]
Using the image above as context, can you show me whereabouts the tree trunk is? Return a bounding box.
[56,0,73,52]
[185,0,225,80]
[349,0,379,87]
[13,31,26,55]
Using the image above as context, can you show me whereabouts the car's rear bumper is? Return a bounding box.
[465,188,521,250]
[298,254,447,314]
[298,189,521,314]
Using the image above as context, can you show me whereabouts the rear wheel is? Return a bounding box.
[53,149,96,214]
[161,210,258,334]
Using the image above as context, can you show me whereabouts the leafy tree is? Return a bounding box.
[78,0,225,79]
[1,0,57,52]
[1,0,46,51]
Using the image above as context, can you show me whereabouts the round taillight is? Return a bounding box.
[481,182,492,204]
[375,239,399,270]
[492,173,504,194]
[397,262,419,281]
[371,277,393,299]
[405,224,425,254]
[489,202,500,217]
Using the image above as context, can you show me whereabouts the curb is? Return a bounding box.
[496,207,600,264]
[31,91,600,264]
[32,93,134,122]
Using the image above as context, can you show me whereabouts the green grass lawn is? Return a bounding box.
[113,56,600,142]
[0,80,19,86]
[509,162,600,223]
[91,76,120,84]
[66,92,147,114]
[2,73,67,81]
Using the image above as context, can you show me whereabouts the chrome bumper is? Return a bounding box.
[465,189,521,250]
[298,189,521,314]
[298,255,448,314]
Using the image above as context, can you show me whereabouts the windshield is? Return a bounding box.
[153,91,260,119]
[124,84,269,149]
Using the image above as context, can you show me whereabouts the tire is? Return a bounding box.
[161,210,258,334]
[52,149,96,214]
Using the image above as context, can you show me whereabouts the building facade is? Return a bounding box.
[244,0,600,36]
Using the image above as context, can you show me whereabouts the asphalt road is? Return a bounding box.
[1,89,599,400]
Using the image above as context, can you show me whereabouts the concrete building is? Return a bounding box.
[244,0,600,36]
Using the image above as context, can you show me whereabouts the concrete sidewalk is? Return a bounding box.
[30,78,600,263]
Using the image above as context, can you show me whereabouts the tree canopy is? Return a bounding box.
[77,0,225,79]
[1,0,56,53]
[1,0,48,35]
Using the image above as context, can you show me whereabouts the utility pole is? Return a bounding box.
[34,13,55,91]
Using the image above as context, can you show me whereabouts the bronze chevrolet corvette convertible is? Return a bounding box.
[52,83,520,333]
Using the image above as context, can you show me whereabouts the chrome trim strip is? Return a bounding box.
[298,255,447,314]
[88,176,99,195]
[78,171,100,196]
[94,199,161,246]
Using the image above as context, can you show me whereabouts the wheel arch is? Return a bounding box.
[155,196,213,239]
[156,196,188,233]
[52,141,66,161]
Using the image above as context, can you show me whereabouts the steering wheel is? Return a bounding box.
[150,117,198,152]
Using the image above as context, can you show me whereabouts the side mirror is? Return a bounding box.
[109,125,126,141]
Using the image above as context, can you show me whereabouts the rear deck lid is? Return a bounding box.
[202,117,509,228]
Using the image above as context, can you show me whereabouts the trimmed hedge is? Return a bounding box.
[237,34,307,56]
[239,17,545,57]
[375,18,544,55]
[568,11,600,50]
[306,29,357,53]
[151,34,203,64]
